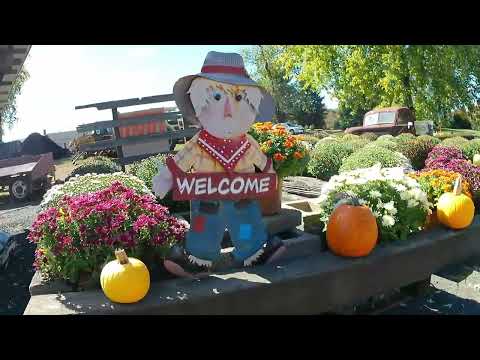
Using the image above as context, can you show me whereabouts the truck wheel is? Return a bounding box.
[9,178,31,202]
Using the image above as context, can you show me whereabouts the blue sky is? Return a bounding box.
[3,45,338,142]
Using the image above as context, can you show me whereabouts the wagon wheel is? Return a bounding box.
[9,177,31,202]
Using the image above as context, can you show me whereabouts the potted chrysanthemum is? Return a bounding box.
[249,122,310,215]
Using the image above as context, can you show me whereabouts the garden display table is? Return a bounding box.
[24,216,480,315]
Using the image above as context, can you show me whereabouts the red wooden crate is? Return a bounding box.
[117,107,168,138]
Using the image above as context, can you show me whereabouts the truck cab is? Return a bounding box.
[345,107,432,136]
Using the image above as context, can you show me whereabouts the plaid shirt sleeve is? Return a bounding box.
[173,134,199,173]
[247,134,269,171]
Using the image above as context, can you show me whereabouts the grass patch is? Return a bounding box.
[54,156,76,181]
[435,128,480,139]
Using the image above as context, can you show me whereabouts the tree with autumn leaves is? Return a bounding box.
[242,45,327,128]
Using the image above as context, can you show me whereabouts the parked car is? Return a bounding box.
[279,122,305,134]
[345,107,434,136]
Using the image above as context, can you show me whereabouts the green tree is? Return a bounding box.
[337,103,372,130]
[451,110,472,129]
[291,86,327,128]
[0,68,30,142]
[242,45,326,126]
[276,45,480,128]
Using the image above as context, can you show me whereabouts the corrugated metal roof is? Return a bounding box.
[0,45,31,109]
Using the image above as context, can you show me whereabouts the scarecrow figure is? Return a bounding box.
[153,51,286,278]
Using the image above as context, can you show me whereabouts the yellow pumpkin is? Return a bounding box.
[437,175,475,230]
[473,154,480,167]
[100,249,150,303]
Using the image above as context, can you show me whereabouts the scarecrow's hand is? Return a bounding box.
[152,165,173,199]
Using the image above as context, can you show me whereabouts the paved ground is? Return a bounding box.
[382,273,480,315]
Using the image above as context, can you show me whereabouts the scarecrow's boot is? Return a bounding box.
[163,245,211,279]
[263,236,287,264]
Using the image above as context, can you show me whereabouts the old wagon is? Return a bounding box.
[0,152,55,202]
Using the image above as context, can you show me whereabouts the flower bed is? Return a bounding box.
[424,146,480,198]
[307,141,357,180]
[339,145,413,173]
[459,139,480,162]
[29,182,188,286]
[395,137,438,170]
[409,169,472,207]
[41,172,151,211]
[66,156,122,180]
[318,164,432,242]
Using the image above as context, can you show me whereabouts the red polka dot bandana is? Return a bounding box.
[197,129,251,172]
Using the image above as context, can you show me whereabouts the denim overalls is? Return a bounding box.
[166,157,271,267]
[186,199,268,266]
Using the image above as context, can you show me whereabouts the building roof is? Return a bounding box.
[0,45,31,110]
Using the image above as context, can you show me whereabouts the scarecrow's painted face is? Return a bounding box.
[188,78,263,139]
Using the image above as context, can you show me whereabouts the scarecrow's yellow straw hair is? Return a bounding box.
[188,78,263,117]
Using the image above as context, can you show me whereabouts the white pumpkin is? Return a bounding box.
[473,154,480,167]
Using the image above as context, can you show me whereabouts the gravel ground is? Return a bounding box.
[0,201,40,234]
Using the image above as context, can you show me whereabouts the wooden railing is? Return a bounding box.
[75,94,199,168]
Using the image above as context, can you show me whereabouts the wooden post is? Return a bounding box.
[111,108,125,171]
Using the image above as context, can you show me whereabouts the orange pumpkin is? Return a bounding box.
[326,196,378,257]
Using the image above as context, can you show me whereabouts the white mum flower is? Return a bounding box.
[369,190,382,198]
[399,191,410,201]
[382,214,395,227]
[407,199,418,208]
[394,183,407,193]
[384,167,406,181]
[383,201,397,215]
[346,177,366,185]
[318,194,329,203]
[410,188,427,202]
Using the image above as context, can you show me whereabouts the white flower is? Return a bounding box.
[318,194,329,203]
[407,199,418,208]
[382,214,395,227]
[369,190,382,198]
[399,191,410,201]
[393,184,407,193]
[346,177,367,185]
[383,201,397,215]
[383,167,405,181]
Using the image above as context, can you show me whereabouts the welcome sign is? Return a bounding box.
[171,172,277,201]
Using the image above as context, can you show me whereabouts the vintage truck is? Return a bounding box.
[345,106,434,136]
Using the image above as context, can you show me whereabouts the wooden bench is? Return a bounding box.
[75,94,199,168]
